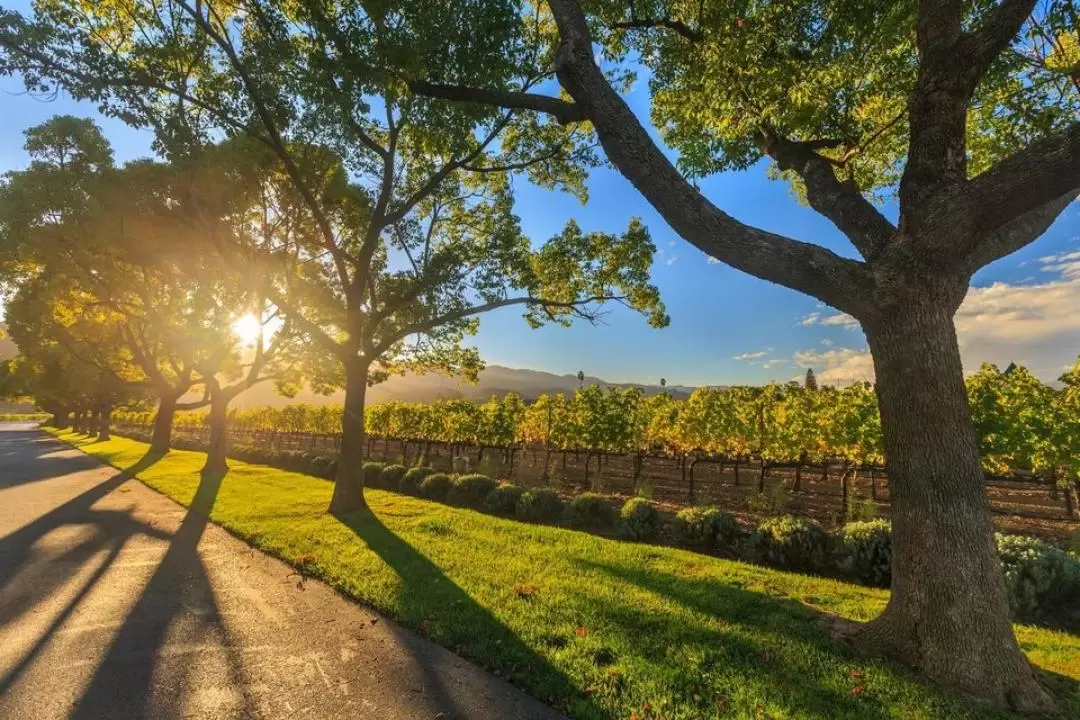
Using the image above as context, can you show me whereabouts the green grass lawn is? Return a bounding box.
[52,430,1080,720]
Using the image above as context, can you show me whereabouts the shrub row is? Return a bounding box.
[111,427,1080,631]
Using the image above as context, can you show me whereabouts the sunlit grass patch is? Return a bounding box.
[53,430,1080,720]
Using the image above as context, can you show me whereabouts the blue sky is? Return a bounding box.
[2,54,1078,387]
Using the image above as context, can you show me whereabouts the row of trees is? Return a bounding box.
[0,115,664,478]
[2,0,1077,706]
[114,360,1080,484]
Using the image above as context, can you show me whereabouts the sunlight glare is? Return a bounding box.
[232,314,263,346]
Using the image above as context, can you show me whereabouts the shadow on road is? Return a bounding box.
[68,467,257,719]
[0,427,109,488]
[337,505,607,720]
[0,430,254,718]
[0,449,168,694]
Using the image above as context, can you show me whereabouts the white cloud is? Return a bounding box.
[952,278,1080,378]
[820,339,834,346]
[707,256,721,264]
[761,358,787,369]
[665,255,678,266]
[1038,250,1080,281]
[792,347,875,383]
[822,313,859,329]
[799,310,858,328]
[667,239,676,248]
[733,349,772,361]
[791,270,1080,383]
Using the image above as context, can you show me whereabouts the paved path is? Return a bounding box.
[0,424,566,720]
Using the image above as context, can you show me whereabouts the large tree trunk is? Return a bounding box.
[97,404,112,441]
[855,302,1055,713]
[201,392,229,475]
[330,360,369,514]
[150,394,178,455]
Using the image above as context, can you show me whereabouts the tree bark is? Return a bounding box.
[150,394,179,455]
[97,404,112,441]
[201,392,229,476]
[330,360,369,514]
[855,301,1056,713]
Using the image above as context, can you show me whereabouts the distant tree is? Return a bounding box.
[577,370,586,388]
[804,369,818,391]
[659,377,667,388]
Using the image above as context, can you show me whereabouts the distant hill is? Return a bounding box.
[227,365,699,408]
[0,324,701,408]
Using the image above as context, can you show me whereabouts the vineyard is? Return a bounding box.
[114,361,1080,535]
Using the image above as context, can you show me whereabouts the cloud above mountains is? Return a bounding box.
[791,256,1080,383]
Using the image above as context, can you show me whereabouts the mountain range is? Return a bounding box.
[0,325,699,407]
[229,364,699,408]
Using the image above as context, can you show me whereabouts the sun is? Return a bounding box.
[232,314,263,346]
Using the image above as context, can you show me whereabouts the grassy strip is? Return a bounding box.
[52,430,1079,720]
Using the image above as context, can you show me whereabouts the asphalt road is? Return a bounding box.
[0,424,566,720]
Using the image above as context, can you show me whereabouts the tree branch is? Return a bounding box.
[372,294,624,357]
[537,0,874,316]
[172,0,356,303]
[408,80,586,125]
[762,132,896,260]
[966,0,1037,78]
[611,16,702,42]
[265,287,350,362]
[963,192,1076,272]
[939,121,1080,256]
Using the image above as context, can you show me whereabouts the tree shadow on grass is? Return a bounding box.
[575,556,1080,718]
[337,506,611,720]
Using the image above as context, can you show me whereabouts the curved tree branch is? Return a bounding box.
[963,192,1077,273]
[939,121,1080,260]
[408,80,586,125]
[372,294,623,357]
[762,132,896,260]
[541,0,874,316]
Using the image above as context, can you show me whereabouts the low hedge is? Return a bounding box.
[674,505,739,549]
[363,461,387,488]
[619,497,660,541]
[838,520,892,587]
[450,474,498,508]
[996,533,1080,628]
[380,464,408,490]
[483,483,525,516]
[564,492,618,531]
[516,488,563,524]
[420,473,454,502]
[400,466,435,496]
[750,516,830,572]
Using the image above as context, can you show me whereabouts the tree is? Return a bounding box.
[0,1,667,513]
[804,368,818,391]
[2,273,148,435]
[389,0,1076,710]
